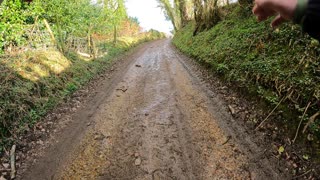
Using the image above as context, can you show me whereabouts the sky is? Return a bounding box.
[125,0,173,34]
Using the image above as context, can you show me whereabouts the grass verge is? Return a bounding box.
[173,5,319,158]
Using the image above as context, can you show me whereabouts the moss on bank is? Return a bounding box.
[173,7,320,144]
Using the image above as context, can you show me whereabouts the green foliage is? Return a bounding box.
[0,0,130,52]
[0,0,26,51]
[157,0,182,31]
[173,7,320,138]
[0,0,44,51]
[147,29,166,39]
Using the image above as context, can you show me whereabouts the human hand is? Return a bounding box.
[253,0,298,27]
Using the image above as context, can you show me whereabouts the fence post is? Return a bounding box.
[43,19,57,47]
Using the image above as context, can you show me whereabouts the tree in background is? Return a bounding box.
[157,0,228,34]
[193,0,222,35]
[157,0,181,31]
[178,0,188,27]
[0,0,43,53]
[0,0,134,54]
[157,0,193,32]
[98,0,127,44]
[118,17,142,37]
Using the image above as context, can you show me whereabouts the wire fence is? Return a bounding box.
[2,20,95,57]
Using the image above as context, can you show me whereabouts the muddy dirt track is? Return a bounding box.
[21,40,287,179]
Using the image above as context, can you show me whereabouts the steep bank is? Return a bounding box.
[173,5,319,177]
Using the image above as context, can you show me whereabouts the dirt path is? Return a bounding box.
[21,40,287,179]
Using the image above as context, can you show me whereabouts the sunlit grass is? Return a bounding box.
[118,37,137,46]
[5,50,71,81]
[3,36,152,82]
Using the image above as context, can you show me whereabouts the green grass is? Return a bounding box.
[173,6,320,143]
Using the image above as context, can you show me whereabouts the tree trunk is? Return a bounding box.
[177,0,189,27]
[87,26,96,58]
[178,0,189,27]
[87,29,92,56]
[193,0,204,35]
[113,25,117,45]
[90,35,97,58]
[43,19,57,47]
[158,0,180,31]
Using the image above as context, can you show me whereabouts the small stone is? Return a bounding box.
[87,122,91,126]
[145,113,149,116]
[228,105,236,115]
[0,176,7,180]
[2,163,9,169]
[134,153,139,157]
[250,172,257,180]
[94,133,105,141]
[271,133,277,140]
[135,157,141,166]
[72,108,77,111]
[135,64,142,68]
[102,139,109,147]
[37,140,44,145]
[307,134,314,141]
[41,128,46,132]
[292,163,298,168]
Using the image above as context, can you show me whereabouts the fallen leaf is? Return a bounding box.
[303,154,310,160]
[228,105,236,115]
[135,157,141,166]
[278,146,285,154]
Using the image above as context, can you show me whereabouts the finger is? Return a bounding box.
[253,5,277,21]
[253,4,259,15]
[253,6,268,21]
[253,4,267,16]
[271,14,286,27]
